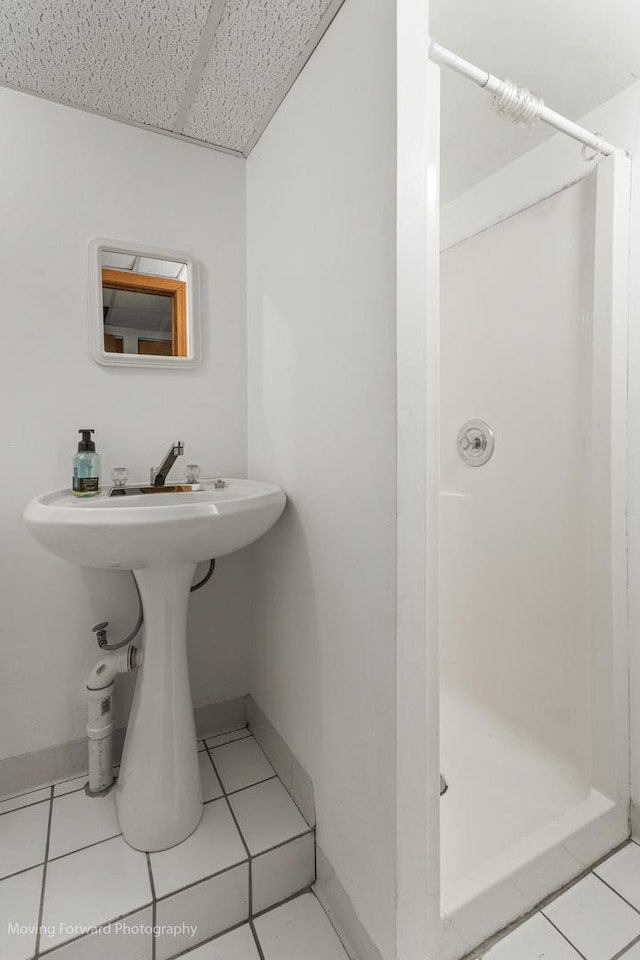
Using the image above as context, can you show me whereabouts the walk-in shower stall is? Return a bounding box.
[396,34,632,960]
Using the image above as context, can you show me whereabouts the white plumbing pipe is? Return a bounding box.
[86,644,141,795]
[428,40,619,158]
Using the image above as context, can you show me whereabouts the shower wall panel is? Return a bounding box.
[440,178,596,783]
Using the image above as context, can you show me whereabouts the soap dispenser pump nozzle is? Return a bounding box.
[78,429,96,452]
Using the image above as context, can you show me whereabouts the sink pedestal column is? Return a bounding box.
[116,563,203,851]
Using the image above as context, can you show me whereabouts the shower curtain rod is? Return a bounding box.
[429,41,619,158]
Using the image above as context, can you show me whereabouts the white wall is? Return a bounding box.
[0,87,249,764]
[246,1,397,957]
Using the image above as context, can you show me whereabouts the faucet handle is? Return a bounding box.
[111,467,129,488]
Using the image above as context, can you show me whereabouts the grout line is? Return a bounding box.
[0,861,49,884]
[463,840,633,959]
[247,724,312,828]
[33,787,54,959]
[154,856,248,903]
[541,914,590,960]
[0,795,51,816]
[46,831,122,865]
[0,821,311,889]
[37,901,154,956]
[208,735,277,782]
[591,871,640,918]
[169,917,253,959]
[250,919,268,960]
[207,733,276,794]
[146,854,157,960]
[0,783,52,803]
[50,783,88,800]
[202,728,252,750]
[205,743,253,914]
[219,774,278,799]
[148,825,314,903]
[146,851,157,900]
[309,887,355,959]
[611,933,640,960]
[252,828,315,861]
[0,825,125,885]
[273,776,312,829]
[251,886,314,923]
[13,733,311,959]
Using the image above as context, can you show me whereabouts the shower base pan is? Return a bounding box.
[438,688,628,953]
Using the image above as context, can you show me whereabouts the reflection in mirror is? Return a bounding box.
[101,253,188,358]
[89,240,198,369]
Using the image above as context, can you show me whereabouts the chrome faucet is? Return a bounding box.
[151,441,184,486]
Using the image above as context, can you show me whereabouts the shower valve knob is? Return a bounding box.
[457,420,495,466]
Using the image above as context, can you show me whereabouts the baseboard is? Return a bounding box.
[194,694,248,739]
[0,695,248,799]
[314,846,384,960]
[246,695,316,826]
[631,799,640,840]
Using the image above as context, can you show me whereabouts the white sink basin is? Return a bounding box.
[24,478,285,569]
[24,477,285,853]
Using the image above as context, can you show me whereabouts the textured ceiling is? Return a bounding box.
[0,0,343,156]
[183,0,334,151]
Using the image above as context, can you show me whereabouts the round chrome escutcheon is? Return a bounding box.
[457,419,495,467]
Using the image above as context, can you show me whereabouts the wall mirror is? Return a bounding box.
[89,239,199,368]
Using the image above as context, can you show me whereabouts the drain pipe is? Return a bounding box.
[86,630,142,796]
[85,563,214,795]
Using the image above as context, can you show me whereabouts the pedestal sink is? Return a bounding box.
[24,479,285,851]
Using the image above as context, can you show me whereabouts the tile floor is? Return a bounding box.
[481,839,640,960]
[0,727,326,960]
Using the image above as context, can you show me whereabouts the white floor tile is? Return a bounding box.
[49,788,120,859]
[543,874,640,960]
[0,787,50,815]
[0,802,50,879]
[53,776,88,798]
[229,779,309,856]
[183,924,260,959]
[595,843,640,911]
[44,905,153,960]
[155,863,249,960]
[210,737,275,793]
[252,832,315,914]
[199,752,223,803]
[40,836,151,950]
[0,865,43,960]
[150,798,247,898]
[254,892,348,960]
[483,913,582,959]
[204,729,252,750]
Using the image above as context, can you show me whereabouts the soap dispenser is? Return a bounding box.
[72,429,101,497]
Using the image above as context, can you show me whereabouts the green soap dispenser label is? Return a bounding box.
[73,476,99,493]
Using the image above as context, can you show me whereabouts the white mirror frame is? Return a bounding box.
[88,238,200,369]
